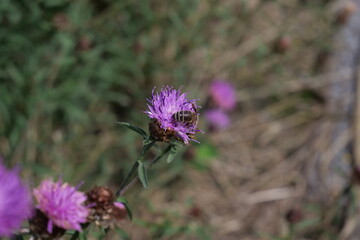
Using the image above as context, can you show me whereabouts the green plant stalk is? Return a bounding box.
[118,144,173,196]
[150,144,172,167]
[116,139,156,197]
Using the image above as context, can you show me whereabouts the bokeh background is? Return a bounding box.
[2,0,360,239]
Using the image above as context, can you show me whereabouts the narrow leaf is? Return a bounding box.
[116,196,128,204]
[143,137,154,145]
[123,203,133,221]
[138,161,149,189]
[116,122,147,139]
[115,197,133,221]
[167,146,177,163]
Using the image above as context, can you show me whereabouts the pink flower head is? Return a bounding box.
[0,163,32,237]
[145,86,201,144]
[209,80,237,111]
[33,179,89,233]
[205,109,230,129]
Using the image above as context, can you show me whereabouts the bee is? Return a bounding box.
[172,103,198,126]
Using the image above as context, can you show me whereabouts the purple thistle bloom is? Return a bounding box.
[145,86,201,144]
[0,163,32,237]
[209,80,237,111]
[33,179,89,233]
[205,109,230,129]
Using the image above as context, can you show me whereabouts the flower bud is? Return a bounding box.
[86,186,127,228]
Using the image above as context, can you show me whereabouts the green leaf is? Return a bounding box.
[115,197,133,220]
[116,122,148,139]
[167,145,177,163]
[143,137,155,147]
[123,202,133,221]
[116,196,128,203]
[138,161,149,189]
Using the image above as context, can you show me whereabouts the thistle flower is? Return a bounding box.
[33,179,89,233]
[29,209,66,240]
[209,80,237,111]
[0,163,32,237]
[145,86,201,144]
[205,109,230,129]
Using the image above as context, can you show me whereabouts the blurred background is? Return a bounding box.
[2,0,360,239]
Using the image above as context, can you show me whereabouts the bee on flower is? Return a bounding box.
[145,86,202,145]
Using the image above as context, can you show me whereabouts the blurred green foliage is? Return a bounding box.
[0,0,215,182]
[0,0,219,238]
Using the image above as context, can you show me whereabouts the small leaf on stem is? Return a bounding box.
[116,122,148,139]
[138,161,149,189]
[167,145,177,163]
[115,197,134,221]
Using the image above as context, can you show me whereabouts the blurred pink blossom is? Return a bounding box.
[209,80,237,111]
[205,109,230,129]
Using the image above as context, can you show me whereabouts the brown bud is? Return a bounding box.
[87,186,114,206]
[86,186,127,228]
[29,209,65,240]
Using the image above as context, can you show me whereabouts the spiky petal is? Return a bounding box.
[33,179,89,233]
[145,86,201,144]
[0,163,32,237]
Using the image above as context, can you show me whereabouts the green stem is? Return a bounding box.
[150,144,172,167]
[118,144,173,196]
[117,161,139,195]
[116,139,156,197]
